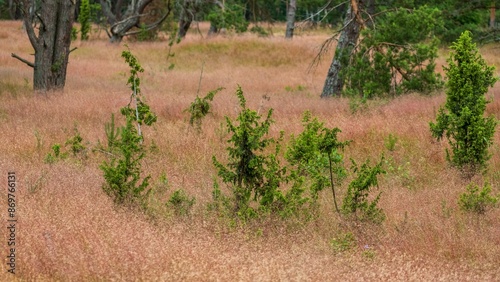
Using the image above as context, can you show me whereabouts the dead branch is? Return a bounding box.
[123,5,173,37]
[11,53,34,68]
[308,17,355,72]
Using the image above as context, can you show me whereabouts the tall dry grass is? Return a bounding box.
[0,20,499,280]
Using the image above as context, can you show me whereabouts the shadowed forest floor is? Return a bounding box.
[0,21,499,280]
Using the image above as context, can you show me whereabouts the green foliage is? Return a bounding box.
[70,27,78,41]
[343,6,444,98]
[330,232,356,253]
[44,127,87,164]
[286,111,350,212]
[78,0,91,40]
[136,23,158,42]
[430,31,498,175]
[66,128,86,156]
[100,115,151,205]
[186,87,223,131]
[459,183,499,215]
[167,189,196,216]
[212,86,293,218]
[45,144,64,164]
[100,48,156,207]
[384,134,398,152]
[249,25,269,37]
[207,2,249,33]
[121,46,158,128]
[342,158,386,224]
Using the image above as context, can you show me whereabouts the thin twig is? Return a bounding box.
[196,61,205,96]
[308,17,355,73]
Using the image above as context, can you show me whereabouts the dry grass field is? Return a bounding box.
[0,20,499,281]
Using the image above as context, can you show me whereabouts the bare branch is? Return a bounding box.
[11,53,34,68]
[123,4,173,37]
[308,17,355,72]
[295,1,347,29]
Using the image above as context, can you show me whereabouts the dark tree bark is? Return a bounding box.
[99,0,172,43]
[285,0,296,39]
[8,0,22,20]
[177,0,196,39]
[13,0,75,92]
[321,1,361,98]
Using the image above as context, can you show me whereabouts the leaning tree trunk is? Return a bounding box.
[177,0,195,39]
[100,0,172,43]
[321,2,361,98]
[285,0,297,39]
[15,0,75,92]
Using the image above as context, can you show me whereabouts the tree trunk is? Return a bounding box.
[18,0,75,92]
[321,2,361,98]
[285,0,296,39]
[177,0,194,39]
[490,2,496,28]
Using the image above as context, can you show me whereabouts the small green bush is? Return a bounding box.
[330,232,356,253]
[285,111,350,212]
[212,86,288,217]
[342,158,386,224]
[78,0,91,40]
[459,183,498,214]
[186,87,223,131]
[100,48,156,207]
[167,189,196,216]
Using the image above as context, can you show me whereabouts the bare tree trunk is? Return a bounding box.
[14,0,75,92]
[321,2,361,98]
[177,0,194,39]
[285,0,296,39]
[490,2,496,28]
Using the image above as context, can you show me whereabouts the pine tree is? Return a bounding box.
[430,30,498,175]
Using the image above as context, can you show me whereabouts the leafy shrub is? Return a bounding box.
[285,111,350,212]
[207,2,248,33]
[212,86,288,217]
[430,30,498,176]
[100,48,156,207]
[211,86,313,220]
[384,133,398,152]
[459,183,499,214]
[167,189,196,216]
[186,87,223,131]
[330,232,356,253]
[78,0,91,40]
[44,127,87,164]
[342,158,386,224]
[250,25,269,37]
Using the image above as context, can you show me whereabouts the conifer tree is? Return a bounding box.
[430,30,498,175]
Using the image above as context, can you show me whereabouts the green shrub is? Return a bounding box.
[167,189,196,216]
[285,111,350,212]
[430,30,498,176]
[342,158,386,224]
[330,232,356,253]
[459,183,499,214]
[186,87,223,131]
[212,86,292,218]
[100,48,156,207]
[78,0,91,40]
